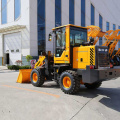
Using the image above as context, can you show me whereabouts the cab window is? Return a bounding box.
[70,27,87,46]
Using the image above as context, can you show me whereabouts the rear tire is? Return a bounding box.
[30,69,45,87]
[59,70,80,94]
[84,82,102,89]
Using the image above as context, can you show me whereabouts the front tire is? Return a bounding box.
[30,69,45,87]
[59,70,80,94]
[84,82,102,89]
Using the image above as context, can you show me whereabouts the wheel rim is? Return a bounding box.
[33,73,38,82]
[63,76,71,88]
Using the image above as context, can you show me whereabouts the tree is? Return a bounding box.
[26,55,33,62]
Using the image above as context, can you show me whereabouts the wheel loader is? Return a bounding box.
[17,24,120,94]
[102,29,120,66]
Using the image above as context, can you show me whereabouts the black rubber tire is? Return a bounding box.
[59,70,80,94]
[84,82,102,89]
[30,69,45,87]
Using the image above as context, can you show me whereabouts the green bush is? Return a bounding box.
[8,65,31,70]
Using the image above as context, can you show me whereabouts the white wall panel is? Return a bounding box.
[75,0,81,26]
[46,0,55,53]
[86,0,90,27]
[61,0,69,25]
[29,0,38,56]
[7,0,14,23]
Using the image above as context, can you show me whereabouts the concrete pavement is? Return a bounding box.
[0,66,8,70]
[0,70,120,120]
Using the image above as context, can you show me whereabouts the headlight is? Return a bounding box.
[98,48,108,52]
[105,49,108,52]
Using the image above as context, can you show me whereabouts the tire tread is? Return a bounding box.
[60,70,80,94]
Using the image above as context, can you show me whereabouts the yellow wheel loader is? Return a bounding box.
[102,29,120,66]
[17,24,120,94]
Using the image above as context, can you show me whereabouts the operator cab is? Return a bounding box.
[50,24,88,63]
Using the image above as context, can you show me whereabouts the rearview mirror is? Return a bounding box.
[48,34,52,41]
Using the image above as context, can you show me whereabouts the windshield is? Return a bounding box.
[70,27,87,46]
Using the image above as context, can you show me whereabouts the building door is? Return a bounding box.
[6,53,9,64]
[4,32,21,65]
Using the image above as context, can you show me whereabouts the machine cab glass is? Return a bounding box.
[55,27,66,57]
[55,25,87,58]
[70,27,87,47]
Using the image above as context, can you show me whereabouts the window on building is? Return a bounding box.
[91,4,95,25]
[37,0,45,54]
[106,22,109,31]
[14,0,21,20]
[118,41,120,48]
[69,0,74,24]
[1,0,7,24]
[118,26,120,34]
[113,24,116,31]
[118,26,120,48]
[81,0,85,27]
[55,0,61,27]
[99,14,103,45]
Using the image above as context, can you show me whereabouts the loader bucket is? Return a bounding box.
[17,69,32,83]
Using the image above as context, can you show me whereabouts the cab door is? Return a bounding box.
[54,26,70,64]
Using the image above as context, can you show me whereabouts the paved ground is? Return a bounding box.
[0,68,120,120]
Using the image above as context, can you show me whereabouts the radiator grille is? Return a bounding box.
[98,53,109,67]
[97,46,110,67]
[90,48,95,65]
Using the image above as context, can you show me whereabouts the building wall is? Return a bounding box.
[45,0,120,51]
[0,0,30,58]
[0,0,38,65]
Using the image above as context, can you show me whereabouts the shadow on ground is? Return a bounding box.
[42,81,120,112]
[43,81,60,89]
[76,86,120,112]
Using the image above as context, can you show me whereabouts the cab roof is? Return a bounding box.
[52,24,88,30]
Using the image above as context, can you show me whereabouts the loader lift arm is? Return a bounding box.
[93,31,106,45]
[87,26,105,45]
[102,30,113,46]
[109,30,120,57]
[34,56,46,68]
[112,48,120,60]
[114,48,120,57]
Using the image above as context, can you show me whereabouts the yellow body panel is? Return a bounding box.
[73,46,95,69]
[54,25,70,64]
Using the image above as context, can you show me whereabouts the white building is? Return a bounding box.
[0,0,120,65]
